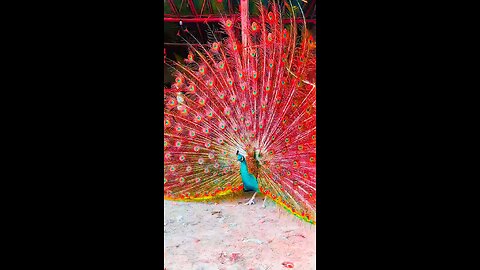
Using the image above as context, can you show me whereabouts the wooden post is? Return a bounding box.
[240,0,249,62]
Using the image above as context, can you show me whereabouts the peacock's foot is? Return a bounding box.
[245,199,256,205]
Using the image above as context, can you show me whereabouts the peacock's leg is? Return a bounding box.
[245,192,257,205]
[262,196,267,208]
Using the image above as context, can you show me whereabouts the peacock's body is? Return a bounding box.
[164,0,316,224]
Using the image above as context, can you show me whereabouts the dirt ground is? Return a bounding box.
[164,194,316,270]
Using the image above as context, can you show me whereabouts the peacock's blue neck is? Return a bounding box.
[237,154,259,192]
[240,161,249,178]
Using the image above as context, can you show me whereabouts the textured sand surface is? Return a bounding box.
[164,195,316,270]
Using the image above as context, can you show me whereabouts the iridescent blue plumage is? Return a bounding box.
[237,151,265,206]
[237,153,259,192]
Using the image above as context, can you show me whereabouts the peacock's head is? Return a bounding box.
[236,150,246,163]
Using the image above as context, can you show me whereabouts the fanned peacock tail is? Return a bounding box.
[164,0,316,224]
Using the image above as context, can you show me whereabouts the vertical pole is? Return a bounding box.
[240,0,249,62]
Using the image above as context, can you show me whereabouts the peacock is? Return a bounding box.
[163,0,316,224]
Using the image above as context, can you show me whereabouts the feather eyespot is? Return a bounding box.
[267,33,273,42]
[251,22,258,32]
[224,107,231,115]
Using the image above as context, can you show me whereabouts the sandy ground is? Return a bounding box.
[164,194,316,270]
